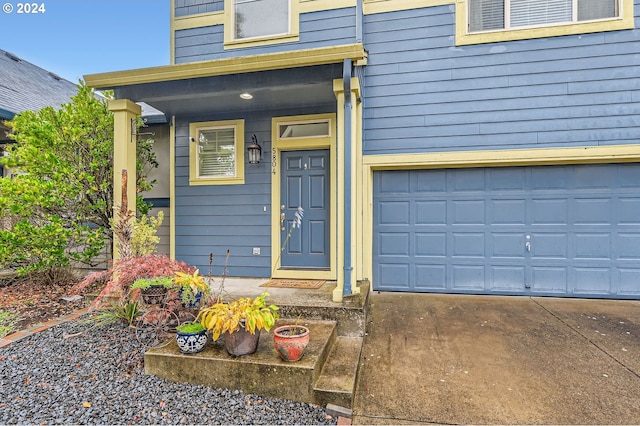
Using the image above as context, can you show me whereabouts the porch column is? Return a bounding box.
[109,99,141,261]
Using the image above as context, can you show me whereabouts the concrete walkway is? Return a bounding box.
[352,293,640,425]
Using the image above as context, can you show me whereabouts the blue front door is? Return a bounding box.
[280,150,330,269]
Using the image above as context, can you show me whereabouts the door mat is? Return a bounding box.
[260,279,326,289]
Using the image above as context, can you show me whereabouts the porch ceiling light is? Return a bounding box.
[248,134,262,164]
[240,92,253,100]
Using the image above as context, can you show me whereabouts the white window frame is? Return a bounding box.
[189,119,245,186]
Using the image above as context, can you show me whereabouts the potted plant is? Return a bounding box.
[273,324,310,362]
[130,276,175,305]
[197,292,279,356]
[175,321,208,354]
[172,270,211,307]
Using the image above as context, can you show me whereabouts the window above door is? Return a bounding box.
[456,0,634,45]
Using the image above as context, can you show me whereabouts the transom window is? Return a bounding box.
[278,120,331,139]
[189,120,245,186]
[234,0,289,40]
[469,0,620,32]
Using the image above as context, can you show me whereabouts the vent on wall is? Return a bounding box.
[5,51,21,62]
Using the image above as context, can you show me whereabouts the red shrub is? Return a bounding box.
[71,254,195,310]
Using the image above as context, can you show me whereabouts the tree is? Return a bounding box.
[0,82,157,274]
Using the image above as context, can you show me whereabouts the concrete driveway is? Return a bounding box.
[352,293,640,425]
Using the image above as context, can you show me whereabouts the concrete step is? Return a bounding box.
[145,319,338,404]
[313,336,363,408]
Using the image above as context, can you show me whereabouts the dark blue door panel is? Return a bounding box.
[281,150,330,268]
[373,164,640,298]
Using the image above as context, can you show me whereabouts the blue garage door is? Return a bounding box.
[373,164,640,298]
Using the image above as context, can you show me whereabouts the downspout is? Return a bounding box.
[356,0,363,43]
[343,58,353,297]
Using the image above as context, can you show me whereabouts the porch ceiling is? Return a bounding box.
[114,64,343,116]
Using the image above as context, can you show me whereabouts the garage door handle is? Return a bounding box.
[525,242,531,252]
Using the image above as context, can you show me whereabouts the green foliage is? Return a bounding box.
[0,82,158,274]
[82,301,140,328]
[197,292,279,341]
[130,276,175,291]
[176,321,206,334]
[0,310,21,338]
[130,211,164,256]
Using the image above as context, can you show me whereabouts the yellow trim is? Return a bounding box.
[169,116,176,259]
[361,144,640,284]
[364,0,453,15]
[271,113,337,281]
[300,0,356,13]
[188,119,245,186]
[108,99,141,262]
[174,11,224,30]
[170,0,175,64]
[84,44,366,88]
[363,144,640,169]
[455,0,635,46]
[223,0,300,49]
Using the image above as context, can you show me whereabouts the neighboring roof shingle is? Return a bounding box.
[0,48,77,120]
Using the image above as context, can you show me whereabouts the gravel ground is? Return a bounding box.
[0,320,337,425]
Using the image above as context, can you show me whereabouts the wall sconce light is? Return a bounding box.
[248,134,262,164]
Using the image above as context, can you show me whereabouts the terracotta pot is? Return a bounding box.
[273,325,310,362]
[223,327,261,356]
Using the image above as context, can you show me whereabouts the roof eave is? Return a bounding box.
[84,43,366,90]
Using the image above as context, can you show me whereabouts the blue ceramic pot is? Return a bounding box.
[176,329,208,354]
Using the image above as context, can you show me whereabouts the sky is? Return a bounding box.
[0,0,170,83]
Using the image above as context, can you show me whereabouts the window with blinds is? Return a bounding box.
[197,126,236,178]
[469,0,619,32]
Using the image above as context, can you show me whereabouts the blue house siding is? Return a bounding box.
[173,105,335,276]
[174,7,357,63]
[362,3,640,155]
[175,0,223,18]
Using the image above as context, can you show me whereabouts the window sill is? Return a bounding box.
[189,177,245,186]
[224,33,300,50]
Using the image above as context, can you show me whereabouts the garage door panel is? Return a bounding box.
[452,233,485,257]
[378,201,409,225]
[573,198,611,225]
[616,233,640,259]
[490,266,526,291]
[377,263,410,289]
[415,264,446,289]
[574,233,611,259]
[490,199,526,224]
[451,265,485,290]
[531,267,567,293]
[452,200,485,224]
[416,233,446,257]
[378,232,410,256]
[618,269,640,295]
[415,170,447,192]
[531,167,569,190]
[379,171,410,193]
[489,168,526,190]
[531,199,568,225]
[531,233,568,259]
[617,164,640,188]
[617,198,640,225]
[490,233,525,258]
[416,200,446,225]
[451,169,485,192]
[574,268,611,294]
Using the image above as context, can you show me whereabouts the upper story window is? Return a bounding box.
[457,0,633,45]
[234,0,289,39]
[469,0,619,32]
[189,119,245,186]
